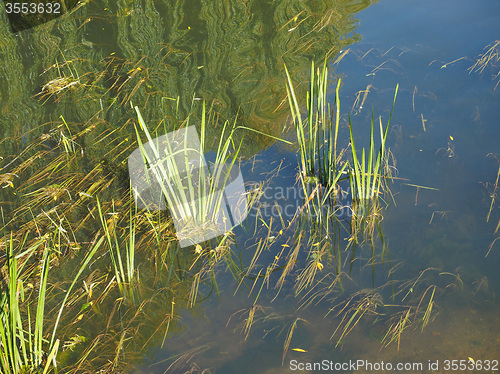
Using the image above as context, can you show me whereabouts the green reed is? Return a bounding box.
[285,56,398,215]
[347,85,398,276]
[0,233,59,374]
[97,198,137,300]
[285,59,345,193]
[0,212,105,373]
[134,100,288,245]
[284,57,350,293]
[133,100,288,308]
[283,57,396,292]
[348,84,398,205]
[0,230,102,374]
[133,102,242,244]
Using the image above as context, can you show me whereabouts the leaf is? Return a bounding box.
[80,301,93,312]
[292,348,307,352]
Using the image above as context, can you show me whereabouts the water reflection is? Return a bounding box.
[11,0,500,373]
[0,0,371,153]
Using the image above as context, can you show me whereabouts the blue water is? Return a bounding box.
[132,0,500,373]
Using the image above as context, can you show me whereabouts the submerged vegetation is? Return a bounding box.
[0,98,252,372]
[0,233,59,374]
[0,0,497,372]
[284,58,397,289]
[0,54,410,371]
[2,45,493,370]
[486,157,500,257]
[469,40,500,90]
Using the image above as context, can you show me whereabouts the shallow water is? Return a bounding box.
[135,0,500,372]
[1,0,499,372]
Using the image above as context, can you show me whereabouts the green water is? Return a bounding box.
[1,0,499,372]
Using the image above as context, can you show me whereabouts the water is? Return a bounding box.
[138,0,500,372]
[1,0,499,372]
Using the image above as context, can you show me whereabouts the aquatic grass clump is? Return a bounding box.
[97,198,138,301]
[283,57,397,287]
[0,234,59,374]
[284,58,350,294]
[0,225,104,374]
[133,102,242,246]
[133,100,288,247]
[284,58,398,222]
[348,84,398,245]
[285,59,347,195]
[132,100,290,306]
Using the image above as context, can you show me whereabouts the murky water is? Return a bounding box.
[1,0,499,372]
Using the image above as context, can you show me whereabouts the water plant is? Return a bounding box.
[35,49,82,105]
[133,102,242,246]
[0,222,104,374]
[348,100,397,203]
[285,59,348,195]
[0,233,59,374]
[486,158,500,256]
[347,84,398,250]
[284,57,398,227]
[97,197,138,301]
[283,57,397,292]
[468,40,500,90]
[133,98,288,246]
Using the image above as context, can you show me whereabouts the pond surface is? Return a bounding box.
[1,0,499,373]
